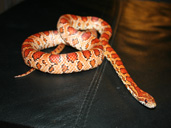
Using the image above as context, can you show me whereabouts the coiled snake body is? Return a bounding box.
[16,14,156,108]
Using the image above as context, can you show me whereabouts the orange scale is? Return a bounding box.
[66,52,78,63]
[24,48,34,58]
[60,18,69,24]
[82,50,91,60]
[33,33,41,38]
[32,51,44,61]
[43,31,50,36]
[81,32,91,41]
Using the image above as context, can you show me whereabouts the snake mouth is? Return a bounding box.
[146,102,156,108]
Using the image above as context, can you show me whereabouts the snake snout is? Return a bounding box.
[144,98,156,108]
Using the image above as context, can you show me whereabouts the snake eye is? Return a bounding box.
[145,99,148,104]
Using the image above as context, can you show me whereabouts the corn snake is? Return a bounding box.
[15,14,156,108]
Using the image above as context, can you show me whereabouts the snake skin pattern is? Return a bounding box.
[15,14,156,108]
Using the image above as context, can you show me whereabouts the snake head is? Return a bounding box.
[138,92,156,108]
